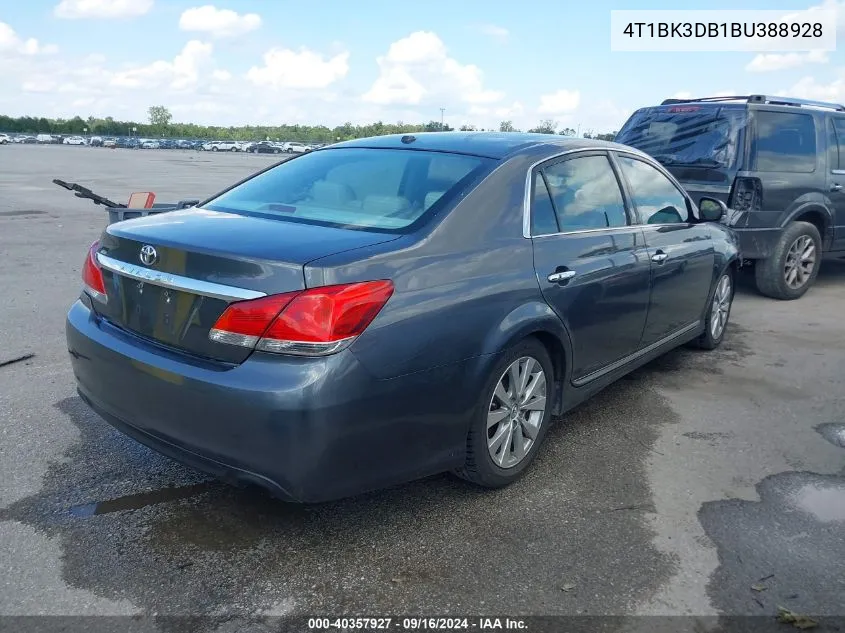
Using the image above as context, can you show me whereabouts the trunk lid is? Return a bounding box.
[94,208,399,363]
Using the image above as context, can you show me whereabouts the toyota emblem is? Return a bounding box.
[139,244,158,266]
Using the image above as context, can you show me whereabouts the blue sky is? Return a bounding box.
[1,0,843,132]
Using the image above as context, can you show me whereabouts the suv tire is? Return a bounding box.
[754,221,822,300]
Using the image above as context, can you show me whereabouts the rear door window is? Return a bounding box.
[753,111,817,173]
[538,155,629,231]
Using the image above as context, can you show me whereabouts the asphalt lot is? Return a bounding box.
[1,144,843,630]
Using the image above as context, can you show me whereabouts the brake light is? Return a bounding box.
[82,241,107,302]
[729,177,763,212]
[209,280,394,357]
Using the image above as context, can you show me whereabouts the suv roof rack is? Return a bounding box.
[660,94,845,112]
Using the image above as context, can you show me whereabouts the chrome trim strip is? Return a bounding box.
[571,321,701,387]
[97,253,266,302]
[832,169,845,175]
[522,146,655,239]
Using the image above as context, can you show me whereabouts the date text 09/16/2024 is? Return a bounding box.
[307,617,528,630]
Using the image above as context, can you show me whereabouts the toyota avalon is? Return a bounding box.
[66,132,740,503]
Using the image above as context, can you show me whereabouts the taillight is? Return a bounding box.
[82,241,107,303]
[209,280,394,357]
[729,177,762,212]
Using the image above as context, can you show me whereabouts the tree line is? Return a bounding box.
[0,107,617,142]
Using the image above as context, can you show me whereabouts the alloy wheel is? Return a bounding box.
[784,235,816,289]
[486,356,547,469]
[710,274,732,340]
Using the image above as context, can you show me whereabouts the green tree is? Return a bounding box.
[559,127,576,136]
[499,120,516,132]
[527,119,557,134]
[147,105,172,135]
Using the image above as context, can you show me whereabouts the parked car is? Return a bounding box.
[282,141,309,153]
[202,140,239,152]
[89,136,104,147]
[66,132,739,503]
[116,137,139,149]
[0,133,9,144]
[174,139,193,150]
[157,139,175,150]
[15,135,37,144]
[103,138,117,148]
[140,139,160,149]
[63,136,87,146]
[616,94,845,300]
[248,140,282,154]
[36,134,54,144]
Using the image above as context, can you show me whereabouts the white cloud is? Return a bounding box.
[537,89,580,115]
[179,5,261,38]
[110,40,213,90]
[781,0,845,31]
[779,72,845,104]
[246,48,349,89]
[53,0,153,19]
[746,50,829,72]
[362,31,503,106]
[0,22,58,57]
[476,24,509,42]
[212,69,232,81]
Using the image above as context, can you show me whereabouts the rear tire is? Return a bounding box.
[754,221,822,300]
[455,338,554,489]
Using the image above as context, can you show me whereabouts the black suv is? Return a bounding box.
[616,94,845,300]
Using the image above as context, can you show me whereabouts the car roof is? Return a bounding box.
[329,131,641,160]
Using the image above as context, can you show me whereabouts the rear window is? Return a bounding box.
[752,111,817,173]
[203,148,493,232]
[615,105,746,169]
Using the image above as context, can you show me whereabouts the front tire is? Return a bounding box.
[754,221,822,300]
[455,338,554,489]
[693,270,734,350]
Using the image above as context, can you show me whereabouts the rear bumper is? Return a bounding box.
[730,227,783,260]
[66,300,469,503]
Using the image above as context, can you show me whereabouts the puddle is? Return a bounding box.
[788,482,845,523]
[68,482,216,517]
[816,423,845,449]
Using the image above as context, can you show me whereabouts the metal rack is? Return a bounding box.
[660,94,845,112]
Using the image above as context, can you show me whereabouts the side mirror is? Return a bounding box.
[699,197,727,222]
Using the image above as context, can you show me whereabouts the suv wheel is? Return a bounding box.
[454,337,553,489]
[754,221,822,300]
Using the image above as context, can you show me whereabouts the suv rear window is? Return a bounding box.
[203,148,493,232]
[752,111,817,173]
[615,105,746,169]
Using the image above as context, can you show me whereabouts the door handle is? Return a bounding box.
[547,270,576,283]
[831,183,843,192]
[651,251,668,264]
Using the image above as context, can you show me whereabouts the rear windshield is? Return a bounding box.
[616,105,747,169]
[202,147,494,232]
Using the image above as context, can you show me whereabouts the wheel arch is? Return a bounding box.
[783,204,833,249]
[467,300,573,418]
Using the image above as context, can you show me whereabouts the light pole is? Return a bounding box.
[83,127,87,143]
[440,108,445,130]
